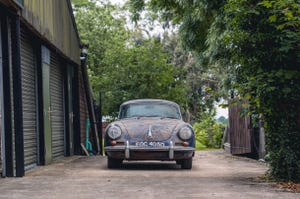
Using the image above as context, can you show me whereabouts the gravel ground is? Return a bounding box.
[0,150,299,199]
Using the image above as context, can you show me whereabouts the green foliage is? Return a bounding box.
[73,0,187,117]
[130,0,300,181]
[195,140,207,150]
[161,33,225,123]
[193,113,225,149]
[223,0,300,182]
[129,0,232,123]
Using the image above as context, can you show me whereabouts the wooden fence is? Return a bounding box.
[228,103,252,155]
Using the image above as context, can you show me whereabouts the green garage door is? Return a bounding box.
[50,54,65,160]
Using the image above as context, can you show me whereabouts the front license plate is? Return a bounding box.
[135,142,165,147]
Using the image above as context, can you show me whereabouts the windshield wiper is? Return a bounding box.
[160,116,177,119]
[122,115,142,119]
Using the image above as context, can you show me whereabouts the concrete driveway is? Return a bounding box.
[0,150,298,199]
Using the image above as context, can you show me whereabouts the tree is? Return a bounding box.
[130,0,300,181]
[159,31,227,124]
[129,0,230,121]
[73,0,186,117]
[223,0,300,181]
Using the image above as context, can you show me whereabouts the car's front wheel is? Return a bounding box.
[181,158,192,169]
[107,157,122,169]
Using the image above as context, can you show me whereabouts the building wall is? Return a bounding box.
[0,0,92,177]
[21,0,80,64]
[0,8,15,177]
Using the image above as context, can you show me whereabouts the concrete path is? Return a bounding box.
[0,150,299,199]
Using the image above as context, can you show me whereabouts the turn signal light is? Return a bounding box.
[182,142,189,147]
[111,141,117,146]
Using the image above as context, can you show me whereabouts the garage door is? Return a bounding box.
[50,54,65,160]
[21,28,38,169]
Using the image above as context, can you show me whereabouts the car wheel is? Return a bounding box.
[107,157,122,169]
[181,158,192,169]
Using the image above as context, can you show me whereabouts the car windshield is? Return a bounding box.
[119,103,181,119]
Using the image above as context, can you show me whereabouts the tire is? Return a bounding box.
[181,158,192,169]
[107,157,122,169]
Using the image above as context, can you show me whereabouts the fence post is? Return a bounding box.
[259,117,266,159]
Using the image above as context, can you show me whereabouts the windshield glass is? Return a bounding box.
[119,103,181,119]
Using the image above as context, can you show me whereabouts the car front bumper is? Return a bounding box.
[105,141,194,160]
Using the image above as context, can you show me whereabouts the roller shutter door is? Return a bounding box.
[50,54,65,160]
[21,29,37,169]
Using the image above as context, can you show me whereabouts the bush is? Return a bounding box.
[193,114,225,149]
[195,140,207,150]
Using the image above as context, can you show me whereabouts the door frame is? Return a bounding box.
[73,66,81,155]
[65,64,74,156]
[41,45,52,165]
[0,17,5,176]
[1,12,14,177]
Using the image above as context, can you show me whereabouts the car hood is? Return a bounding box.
[118,117,184,142]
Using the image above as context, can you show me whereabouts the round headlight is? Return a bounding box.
[178,126,192,140]
[107,125,122,140]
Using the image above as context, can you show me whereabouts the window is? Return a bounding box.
[119,103,181,119]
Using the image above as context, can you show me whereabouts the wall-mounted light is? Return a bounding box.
[80,43,89,61]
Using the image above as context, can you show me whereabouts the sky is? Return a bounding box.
[109,0,125,5]
[216,106,228,119]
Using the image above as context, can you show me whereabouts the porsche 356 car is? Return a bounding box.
[104,99,195,169]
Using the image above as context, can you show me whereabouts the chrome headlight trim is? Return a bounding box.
[178,126,193,141]
[107,125,122,140]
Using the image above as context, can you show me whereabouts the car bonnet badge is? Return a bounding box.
[147,125,153,140]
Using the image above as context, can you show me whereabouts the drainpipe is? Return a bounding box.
[98,92,103,155]
[80,44,100,154]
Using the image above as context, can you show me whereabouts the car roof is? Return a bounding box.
[120,99,180,108]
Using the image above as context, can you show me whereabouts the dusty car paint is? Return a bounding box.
[106,118,194,146]
[104,99,195,168]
